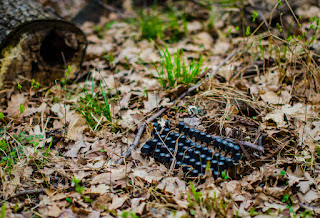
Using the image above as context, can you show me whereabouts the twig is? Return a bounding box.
[115,49,239,165]
[7,189,46,200]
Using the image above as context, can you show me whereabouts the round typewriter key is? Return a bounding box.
[194,150,201,160]
[168,147,174,155]
[211,160,218,170]
[169,132,175,138]
[165,137,172,145]
[233,153,242,162]
[185,139,191,147]
[141,144,151,155]
[182,125,190,135]
[219,156,226,163]
[190,142,197,148]
[226,142,234,153]
[232,145,240,154]
[191,169,199,177]
[179,135,186,143]
[221,140,228,150]
[188,128,195,138]
[226,158,233,168]
[156,142,163,149]
[187,148,194,156]
[169,140,176,149]
[213,137,222,147]
[160,135,166,142]
[200,154,207,163]
[213,171,220,179]
[194,129,201,139]
[183,155,190,163]
[195,144,202,152]
[199,132,206,142]
[173,132,180,140]
[151,138,158,147]
[218,161,225,172]
[146,140,152,146]
[178,121,185,132]
[207,149,213,158]
[201,164,207,173]
[178,143,184,151]
[169,157,174,166]
[205,156,212,164]
[213,153,220,160]
[164,153,170,163]
[201,146,209,155]
[159,153,166,163]
[162,128,170,136]
[160,145,167,153]
[205,134,213,144]
[188,158,196,166]
[153,122,160,130]
[195,161,202,171]
[153,149,160,160]
[181,146,188,153]
[175,161,182,169]
[177,152,184,161]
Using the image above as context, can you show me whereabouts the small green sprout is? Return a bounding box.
[252,11,258,22]
[19,105,25,114]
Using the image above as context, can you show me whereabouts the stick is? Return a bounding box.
[115,49,239,165]
[7,189,46,199]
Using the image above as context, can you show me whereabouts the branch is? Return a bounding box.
[115,49,239,165]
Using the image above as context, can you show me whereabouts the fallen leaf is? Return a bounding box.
[156,177,186,196]
[6,93,26,117]
[131,168,163,183]
[90,166,128,185]
[120,93,132,109]
[64,136,86,158]
[302,190,320,203]
[109,194,129,210]
[143,92,161,113]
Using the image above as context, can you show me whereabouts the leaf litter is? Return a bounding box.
[1,0,320,217]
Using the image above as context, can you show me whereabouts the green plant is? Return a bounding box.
[71,177,84,194]
[154,45,204,89]
[1,203,6,218]
[0,139,23,174]
[188,182,202,207]
[164,8,187,42]
[120,210,139,218]
[136,7,186,42]
[138,10,164,40]
[75,74,114,131]
[19,104,24,114]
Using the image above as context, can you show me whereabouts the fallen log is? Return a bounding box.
[0,0,87,90]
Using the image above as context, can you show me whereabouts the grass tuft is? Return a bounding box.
[154,45,205,89]
[75,75,113,132]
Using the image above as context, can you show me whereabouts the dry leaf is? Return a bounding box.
[109,194,129,210]
[64,136,86,158]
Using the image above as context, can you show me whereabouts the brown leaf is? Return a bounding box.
[109,194,129,210]
[64,135,86,158]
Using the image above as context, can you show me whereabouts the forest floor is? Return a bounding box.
[1,0,320,217]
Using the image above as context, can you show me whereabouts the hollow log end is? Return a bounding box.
[0,20,87,89]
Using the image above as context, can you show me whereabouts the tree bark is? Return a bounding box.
[0,0,87,90]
